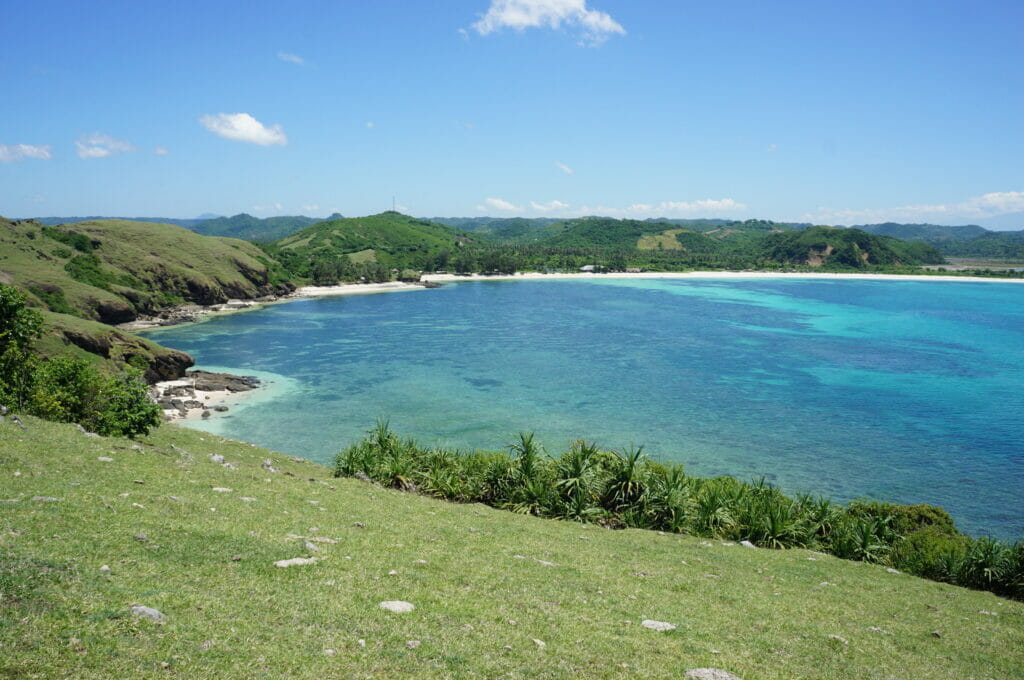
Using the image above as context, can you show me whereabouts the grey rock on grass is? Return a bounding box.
[274,557,317,568]
[641,619,676,632]
[130,605,166,622]
[379,600,415,613]
[684,670,743,680]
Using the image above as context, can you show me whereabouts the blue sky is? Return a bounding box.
[2,0,1022,227]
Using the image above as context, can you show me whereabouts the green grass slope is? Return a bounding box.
[2,418,1021,679]
[33,311,193,381]
[271,212,476,269]
[0,218,292,324]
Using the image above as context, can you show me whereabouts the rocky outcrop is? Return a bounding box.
[143,349,194,383]
[187,370,260,392]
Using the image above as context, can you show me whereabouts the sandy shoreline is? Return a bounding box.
[421,270,1024,285]
[152,377,255,422]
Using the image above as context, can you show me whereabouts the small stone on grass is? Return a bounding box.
[274,557,317,568]
[684,670,743,680]
[130,605,165,622]
[379,600,415,613]
[641,620,677,632]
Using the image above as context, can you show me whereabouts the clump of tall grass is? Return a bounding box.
[334,421,1023,600]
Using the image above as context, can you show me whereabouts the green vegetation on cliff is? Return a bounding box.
[2,418,1021,679]
[1,218,292,324]
[0,285,160,436]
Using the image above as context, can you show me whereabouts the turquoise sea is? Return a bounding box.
[144,278,1024,539]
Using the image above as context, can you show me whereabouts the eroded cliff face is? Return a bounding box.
[50,315,195,383]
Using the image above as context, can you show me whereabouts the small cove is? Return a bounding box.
[143,277,1024,539]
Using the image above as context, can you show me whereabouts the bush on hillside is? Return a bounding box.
[1,283,161,437]
[334,421,1023,600]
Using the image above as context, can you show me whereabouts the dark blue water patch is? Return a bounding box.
[143,278,1024,539]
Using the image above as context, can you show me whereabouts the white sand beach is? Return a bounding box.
[421,270,1024,285]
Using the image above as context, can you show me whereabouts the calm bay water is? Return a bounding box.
[145,278,1024,539]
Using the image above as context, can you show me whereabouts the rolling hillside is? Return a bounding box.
[759,227,945,268]
[1,417,1021,679]
[270,212,477,269]
[0,218,292,324]
[190,213,326,242]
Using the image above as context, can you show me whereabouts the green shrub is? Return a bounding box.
[42,226,94,253]
[332,424,1022,600]
[0,284,44,410]
[889,525,970,581]
[28,355,160,437]
[27,285,75,315]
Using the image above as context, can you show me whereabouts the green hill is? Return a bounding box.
[1,417,1021,679]
[269,212,477,273]
[428,217,566,244]
[852,222,990,242]
[758,227,946,268]
[0,218,293,324]
[191,213,325,242]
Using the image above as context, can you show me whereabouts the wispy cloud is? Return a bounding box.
[277,51,304,65]
[555,162,574,175]
[154,146,169,156]
[471,0,625,46]
[75,133,134,159]
[475,197,747,217]
[366,121,376,128]
[253,202,284,213]
[577,199,748,218]
[0,143,52,163]
[454,120,476,130]
[200,113,287,146]
[802,191,1024,224]
[530,200,570,212]
[477,197,522,212]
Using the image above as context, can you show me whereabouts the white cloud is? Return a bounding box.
[555,162,574,175]
[478,197,521,212]
[454,120,476,130]
[0,143,52,162]
[277,51,304,65]
[767,144,778,152]
[253,202,284,213]
[575,199,747,218]
[802,191,1024,224]
[154,146,169,155]
[300,204,320,213]
[471,0,625,46]
[75,133,134,159]
[530,200,570,212]
[200,113,287,146]
[366,121,375,128]
[473,197,746,217]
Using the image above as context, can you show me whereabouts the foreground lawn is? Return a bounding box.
[1,418,1021,679]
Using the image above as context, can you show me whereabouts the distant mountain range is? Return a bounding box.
[21,214,1024,258]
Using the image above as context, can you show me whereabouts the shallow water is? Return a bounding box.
[145,278,1024,539]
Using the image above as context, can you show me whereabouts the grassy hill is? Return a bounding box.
[428,217,566,244]
[270,212,477,270]
[758,227,945,268]
[1,417,1021,679]
[0,218,293,324]
[190,214,325,243]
